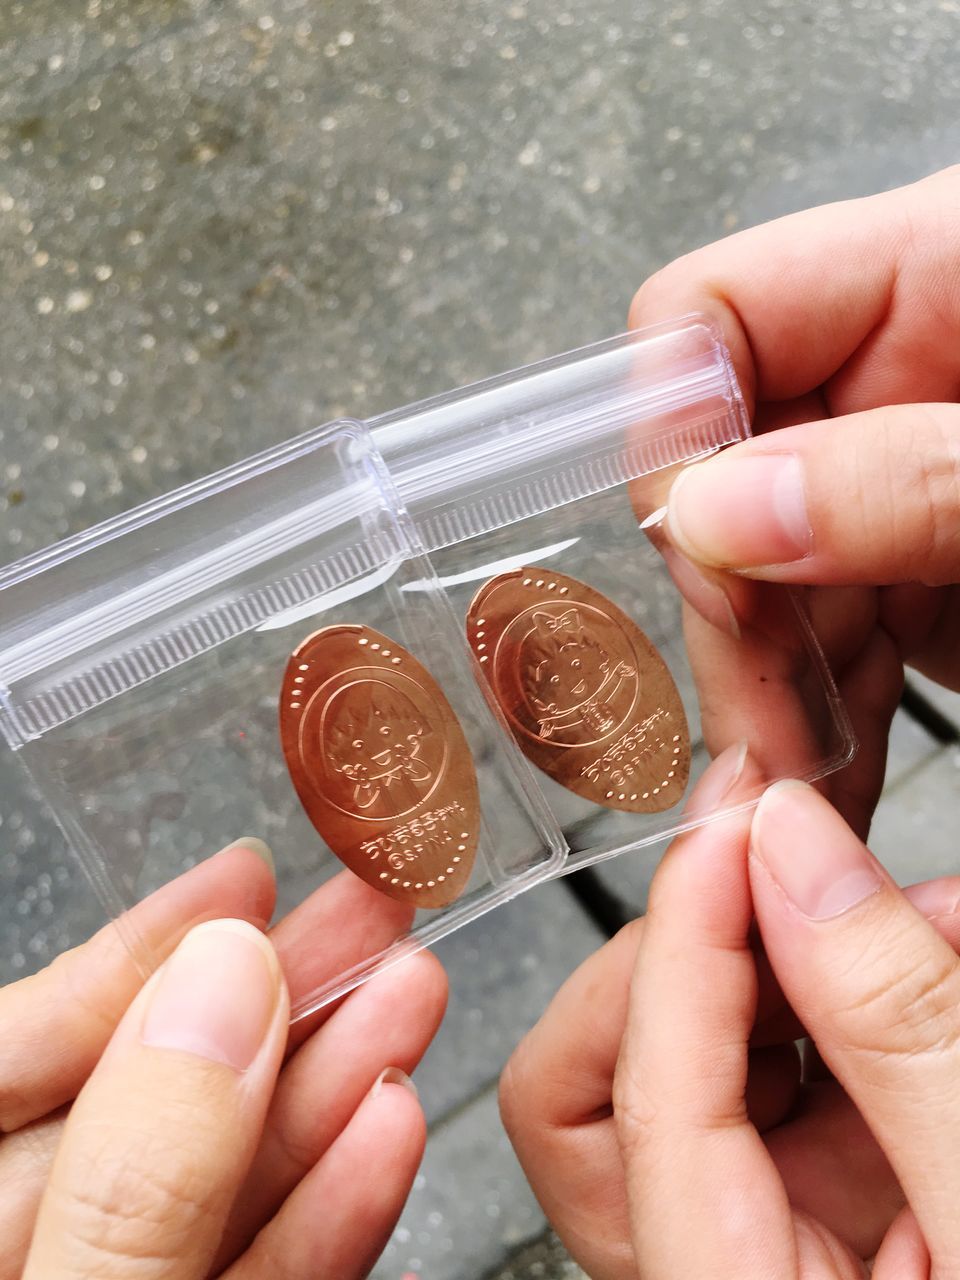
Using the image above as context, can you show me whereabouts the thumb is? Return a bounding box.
[749,781,960,1274]
[665,404,960,585]
[24,919,288,1280]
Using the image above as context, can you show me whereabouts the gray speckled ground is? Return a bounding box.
[3,1,960,1276]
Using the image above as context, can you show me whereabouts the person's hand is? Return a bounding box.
[1,838,447,1278]
[501,749,960,1277]
[631,164,960,841]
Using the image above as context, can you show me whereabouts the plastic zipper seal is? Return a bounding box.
[371,316,749,551]
[0,422,407,746]
[0,318,748,742]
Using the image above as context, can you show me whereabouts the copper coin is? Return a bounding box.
[467,568,690,812]
[280,625,480,909]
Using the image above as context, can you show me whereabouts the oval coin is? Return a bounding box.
[467,568,690,812]
[280,625,480,909]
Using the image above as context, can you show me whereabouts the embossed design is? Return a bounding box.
[467,568,690,813]
[280,626,480,908]
[319,683,440,820]
[518,605,637,744]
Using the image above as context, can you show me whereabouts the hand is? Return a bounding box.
[1,839,447,1278]
[501,749,960,1277]
[631,164,960,840]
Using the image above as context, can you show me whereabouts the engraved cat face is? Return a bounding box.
[520,609,613,715]
[323,684,432,810]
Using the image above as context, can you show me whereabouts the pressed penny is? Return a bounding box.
[467,568,690,812]
[280,625,479,909]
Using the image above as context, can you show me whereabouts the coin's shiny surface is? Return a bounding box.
[280,625,479,909]
[467,568,690,812]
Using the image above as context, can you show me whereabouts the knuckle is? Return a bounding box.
[498,1042,531,1140]
[629,257,693,325]
[611,1057,657,1163]
[831,937,960,1065]
[0,1073,32,1134]
[499,1029,573,1143]
[268,1103,321,1175]
[55,1123,225,1268]
[53,947,126,1044]
[911,409,960,583]
[875,406,960,584]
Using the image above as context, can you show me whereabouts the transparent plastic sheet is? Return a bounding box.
[0,318,855,1016]
[0,422,564,1015]
[372,317,854,873]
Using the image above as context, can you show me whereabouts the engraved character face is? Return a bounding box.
[467,567,690,808]
[521,609,612,715]
[322,684,433,812]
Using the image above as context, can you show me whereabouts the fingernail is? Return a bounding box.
[141,919,280,1071]
[685,741,748,815]
[659,545,741,638]
[904,879,960,919]
[220,837,275,874]
[370,1066,418,1099]
[751,781,882,920]
[668,454,813,568]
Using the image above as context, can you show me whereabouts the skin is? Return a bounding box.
[501,165,960,1278]
[8,163,960,1278]
[1,841,447,1278]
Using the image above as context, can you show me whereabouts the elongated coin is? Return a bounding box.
[467,568,690,812]
[280,626,479,909]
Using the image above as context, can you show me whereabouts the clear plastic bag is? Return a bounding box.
[0,317,854,1016]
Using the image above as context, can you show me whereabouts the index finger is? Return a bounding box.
[612,748,799,1280]
[0,839,275,1132]
[629,165,960,413]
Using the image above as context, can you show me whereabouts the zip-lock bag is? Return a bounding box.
[0,317,854,1018]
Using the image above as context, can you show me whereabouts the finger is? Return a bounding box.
[224,1070,425,1280]
[503,744,761,1136]
[500,919,641,1280]
[629,166,960,413]
[612,747,800,1279]
[269,871,414,1048]
[0,870,429,1280]
[894,584,960,689]
[873,1207,931,1280]
[502,745,760,1278]
[791,1212,869,1280]
[680,582,833,783]
[750,781,960,1272]
[500,931,797,1280]
[23,919,288,1280]
[214,949,446,1269]
[641,513,750,642]
[664,405,960,586]
[751,875,960,1050]
[632,392,830,640]
[0,839,275,1132]
[0,1109,64,1280]
[822,625,903,843]
[766,1080,903,1259]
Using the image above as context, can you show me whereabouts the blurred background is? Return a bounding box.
[3,2,960,1276]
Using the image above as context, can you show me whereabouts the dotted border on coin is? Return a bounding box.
[601,732,682,801]
[287,634,406,711]
[374,835,470,894]
[474,575,571,666]
[287,634,474,897]
[473,573,671,777]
